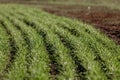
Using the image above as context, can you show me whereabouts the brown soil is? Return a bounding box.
[41,5,120,44]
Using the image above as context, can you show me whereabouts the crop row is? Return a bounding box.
[0,5,120,80]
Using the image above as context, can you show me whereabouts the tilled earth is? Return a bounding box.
[41,5,120,44]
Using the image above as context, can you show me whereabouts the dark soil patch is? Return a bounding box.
[41,5,120,44]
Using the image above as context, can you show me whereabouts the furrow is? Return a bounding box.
[23,9,120,62]
[39,31,61,80]
[56,22,80,37]
[13,12,108,80]
[53,26,120,80]
[56,33,87,80]
[8,20,32,80]
[1,5,120,80]
[56,19,120,79]
[55,20,112,79]
[11,6,120,61]
[94,53,111,79]
[6,11,58,80]
[4,13,51,80]
[53,27,108,80]
[0,19,18,73]
[55,17,120,60]
[0,13,29,80]
[0,24,10,78]
[12,12,78,80]
[25,10,120,79]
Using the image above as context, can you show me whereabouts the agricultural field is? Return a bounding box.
[0,4,120,80]
[41,5,120,44]
[1,0,120,44]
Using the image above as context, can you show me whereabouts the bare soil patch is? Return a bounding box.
[41,5,120,44]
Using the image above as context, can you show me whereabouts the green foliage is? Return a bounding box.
[0,5,120,80]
